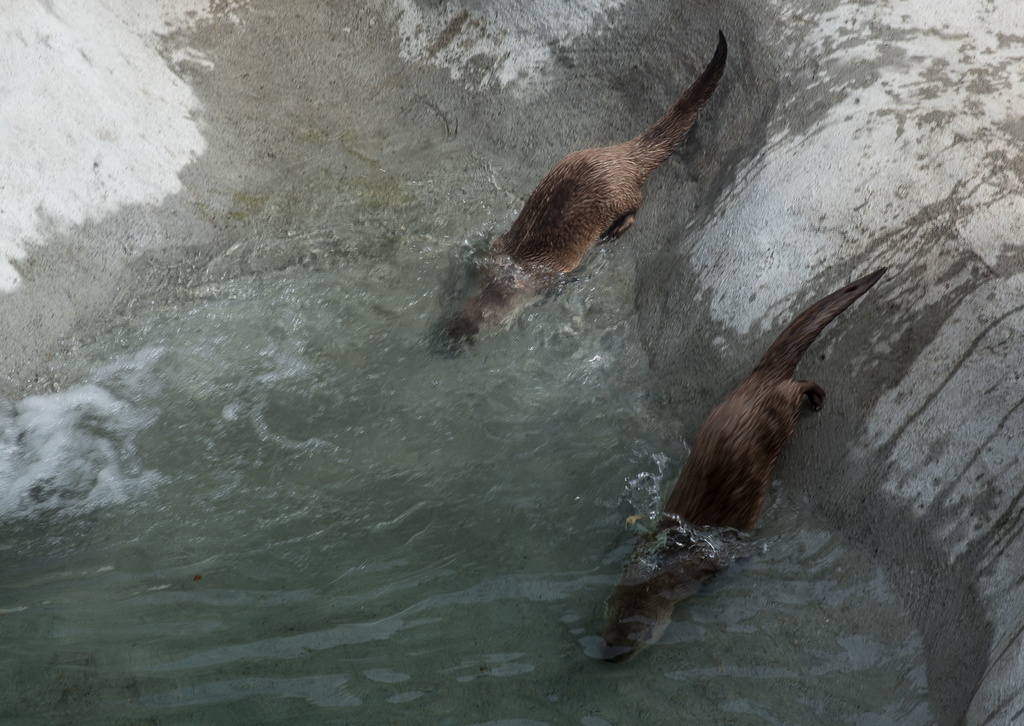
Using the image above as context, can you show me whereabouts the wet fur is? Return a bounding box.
[443,32,728,350]
[602,268,887,662]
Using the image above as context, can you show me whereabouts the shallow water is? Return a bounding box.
[0,234,931,724]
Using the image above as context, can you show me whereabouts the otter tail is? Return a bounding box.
[632,31,727,173]
[754,268,886,379]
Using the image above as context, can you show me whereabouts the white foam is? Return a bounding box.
[0,0,226,290]
[0,382,158,518]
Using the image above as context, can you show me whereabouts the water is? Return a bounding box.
[0,234,931,724]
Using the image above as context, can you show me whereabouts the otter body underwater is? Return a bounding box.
[441,31,728,350]
[601,268,887,663]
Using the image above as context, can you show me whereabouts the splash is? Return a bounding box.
[0,382,158,518]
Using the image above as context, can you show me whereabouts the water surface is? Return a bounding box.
[0,232,930,724]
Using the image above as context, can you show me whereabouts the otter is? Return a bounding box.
[442,31,728,350]
[602,268,887,663]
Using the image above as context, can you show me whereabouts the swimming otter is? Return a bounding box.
[602,268,887,662]
[443,31,728,349]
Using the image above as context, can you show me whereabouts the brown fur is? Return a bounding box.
[443,32,728,349]
[602,268,887,662]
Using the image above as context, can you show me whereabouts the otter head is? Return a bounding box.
[435,256,548,355]
[602,518,732,663]
[602,571,684,662]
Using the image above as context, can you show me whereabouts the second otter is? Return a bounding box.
[601,268,887,662]
[443,32,728,349]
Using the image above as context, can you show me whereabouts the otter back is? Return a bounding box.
[440,32,728,350]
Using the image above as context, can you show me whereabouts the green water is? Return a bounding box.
[0,235,931,724]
